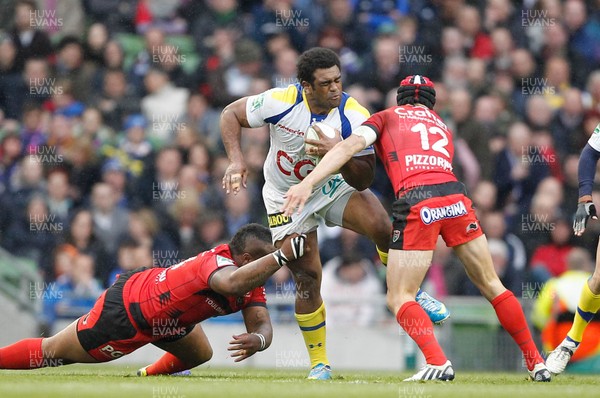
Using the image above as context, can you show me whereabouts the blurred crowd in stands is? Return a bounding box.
[1,0,600,326]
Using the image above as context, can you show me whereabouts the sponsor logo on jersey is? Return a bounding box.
[216,255,235,268]
[205,297,226,315]
[594,124,600,135]
[268,212,292,228]
[394,106,448,130]
[250,94,265,112]
[405,154,452,170]
[276,123,305,137]
[420,201,467,225]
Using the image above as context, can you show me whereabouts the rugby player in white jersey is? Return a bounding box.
[220,48,448,379]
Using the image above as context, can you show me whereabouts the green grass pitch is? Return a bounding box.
[0,365,598,398]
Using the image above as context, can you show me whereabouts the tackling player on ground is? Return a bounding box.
[546,123,600,374]
[220,48,448,380]
[282,75,551,382]
[0,224,307,375]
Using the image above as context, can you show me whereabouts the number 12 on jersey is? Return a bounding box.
[410,123,450,157]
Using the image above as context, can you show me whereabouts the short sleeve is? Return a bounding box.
[245,286,267,307]
[342,96,374,157]
[245,85,300,128]
[201,251,236,286]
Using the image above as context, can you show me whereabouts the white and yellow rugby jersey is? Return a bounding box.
[245,83,374,192]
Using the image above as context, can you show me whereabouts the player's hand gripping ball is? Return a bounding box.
[304,122,337,163]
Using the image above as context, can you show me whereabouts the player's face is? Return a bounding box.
[239,239,276,266]
[306,66,342,112]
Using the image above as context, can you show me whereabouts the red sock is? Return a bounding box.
[396,301,447,366]
[145,352,188,375]
[491,290,543,370]
[0,338,45,369]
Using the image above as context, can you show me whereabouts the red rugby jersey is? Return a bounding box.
[124,244,266,330]
[363,104,457,194]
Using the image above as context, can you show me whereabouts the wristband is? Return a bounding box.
[272,249,289,267]
[251,332,267,351]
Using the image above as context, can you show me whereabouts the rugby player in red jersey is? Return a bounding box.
[0,224,307,376]
[282,76,551,382]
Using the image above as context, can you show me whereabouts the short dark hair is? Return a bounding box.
[229,223,272,256]
[297,47,341,86]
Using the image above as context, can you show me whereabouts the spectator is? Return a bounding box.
[93,68,141,132]
[90,182,129,256]
[205,38,265,108]
[190,0,242,58]
[128,207,177,260]
[63,208,111,286]
[84,23,109,67]
[3,194,58,277]
[10,0,52,71]
[100,159,131,209]
[184,93,221,150]
[107,237,141,286]
[54,36,97,104]
[493,122,550,213]
[529,218,574,284]
[540,22,591,89]
[532,247,600,373]
[141,67,189,147]
[563,0,600,66]
[319,228,377,267]
[481,211,527,290]
[321,252,383,327]
[170,193,202,259]
[550,88,586,157]
[134,0,187,35]
[326,0,369,56]
[43,253,103,331]
[45,168,73,224]
[448,88,491,180]
[0,35,22,120]
[0,133,22,194]
[456,5,493,60]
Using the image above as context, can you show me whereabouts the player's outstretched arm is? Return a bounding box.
[209,234,308,297]
[221,97,252,194]
[228,306,273,362]
[283,133,368,216]
[574,143,600,235]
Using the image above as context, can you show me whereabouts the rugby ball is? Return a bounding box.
[305,122,337,159]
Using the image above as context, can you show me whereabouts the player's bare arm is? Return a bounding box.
[221,97,252,194]
[228,306,273,362]
[283,134,368,216]
[209,234,308,296]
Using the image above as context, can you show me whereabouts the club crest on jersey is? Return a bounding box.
[420,201,467,225]
[268,212,292,228]
[250,93,265,112]
[216,255,235,268]
[466,222,479,234]
[392,230,401,242]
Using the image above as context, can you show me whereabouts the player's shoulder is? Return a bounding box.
[248,84,303,115]
[341,92,370,119]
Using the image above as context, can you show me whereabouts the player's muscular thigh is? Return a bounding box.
[342,190,392,249]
